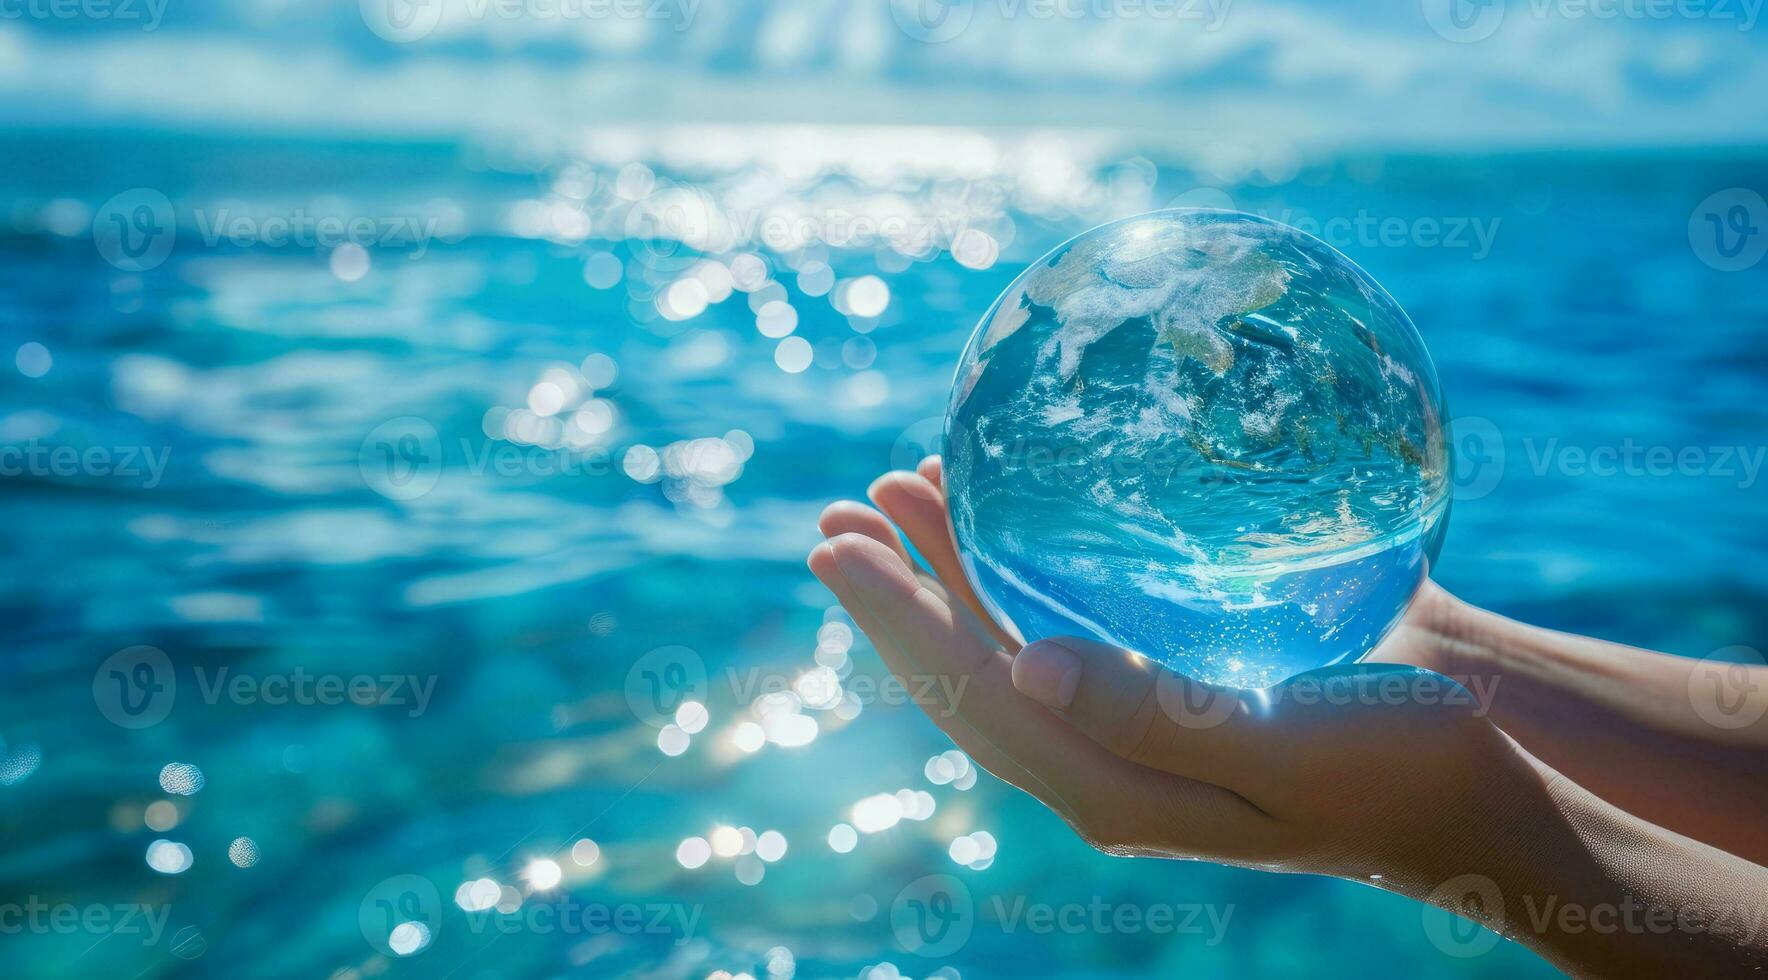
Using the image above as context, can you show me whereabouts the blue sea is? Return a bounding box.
[1,131,1765,979]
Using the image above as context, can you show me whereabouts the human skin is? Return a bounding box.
[1366,597,1768,869]
[808,457,1768,979]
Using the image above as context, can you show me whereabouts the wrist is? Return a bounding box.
[1392,758,1615,969]
[1407,758,1768,976]
[1400,581,1503,680]
[1374,727,1566,897]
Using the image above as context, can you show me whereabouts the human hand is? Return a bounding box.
[1364,568,1768,867]
[809,458,1551,892]
[813,458,1768,977]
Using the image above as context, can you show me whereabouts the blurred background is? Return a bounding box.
[2,1,1766,977]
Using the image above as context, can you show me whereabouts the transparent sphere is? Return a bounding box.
[945,210,1450,689]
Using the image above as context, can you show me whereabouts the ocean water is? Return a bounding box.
[1,132,1765,979]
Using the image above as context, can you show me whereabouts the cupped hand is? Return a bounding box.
[809,458,1552,891]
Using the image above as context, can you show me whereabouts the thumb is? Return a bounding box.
[1011,636,1264,790]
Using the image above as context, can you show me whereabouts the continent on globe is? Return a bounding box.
[944,210,1450,688]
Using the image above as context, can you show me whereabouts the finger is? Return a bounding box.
[822,499,999,652]
[866,470,1017,648]
[917,454,943,487]
[822,534,1268,857]
[808,535,1064,809]
[824,531,1113,801]
[813,534,1272,863]
[1011,636,1267,793]
[817,500,912,565]
[824,531,1037,742]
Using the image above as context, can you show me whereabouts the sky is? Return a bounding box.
[0,0,1765,151]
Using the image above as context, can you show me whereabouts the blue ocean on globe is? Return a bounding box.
[945,210,1452,688]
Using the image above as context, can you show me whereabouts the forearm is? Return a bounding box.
[1419,592,1768,864]
[1407,758,1768,978]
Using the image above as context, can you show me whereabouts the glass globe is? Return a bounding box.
[944,210,1450,689]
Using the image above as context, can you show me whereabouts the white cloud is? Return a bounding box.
[0,1,1763,149]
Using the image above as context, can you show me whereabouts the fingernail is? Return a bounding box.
[1013,640,1082,710]
[868,471,940,503]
